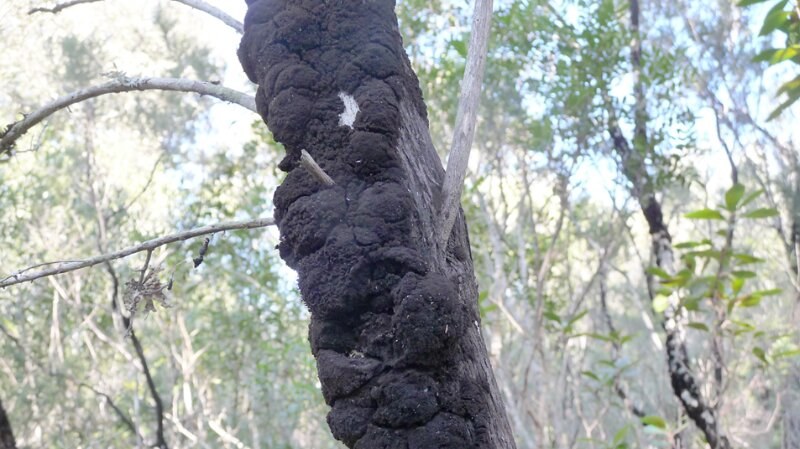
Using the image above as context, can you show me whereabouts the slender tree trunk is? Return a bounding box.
[237,1,515,447]
[0,400,16,449]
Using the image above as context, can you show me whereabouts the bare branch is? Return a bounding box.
[0,217,275,288]
[1,74,256,159]
[170,0,243,34]
[129,329,168,449]
[78,383,141,440]
[300,149,335,186]
[28,0,101,14]
[30,0,243,34]
[437,0,493,247]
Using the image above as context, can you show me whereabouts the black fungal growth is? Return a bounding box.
[239,1,515,447]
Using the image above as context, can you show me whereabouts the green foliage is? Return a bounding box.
[740,0,800,119]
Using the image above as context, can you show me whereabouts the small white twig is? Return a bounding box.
[1,74,256,157]
[0,217,275,288]
[299,149,335,186]
[28,0,101,14]
[437,0,494,247]
[29,0,243,34]
[170,0,243,34]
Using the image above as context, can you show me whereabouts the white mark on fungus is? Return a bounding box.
[338,92,359,128]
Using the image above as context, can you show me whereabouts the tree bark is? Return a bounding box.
[609,122,730,449]
[0,400,16,449]
[237,1,515,447]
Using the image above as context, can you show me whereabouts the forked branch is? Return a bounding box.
[0,217,275,288]
[1,75,256,159]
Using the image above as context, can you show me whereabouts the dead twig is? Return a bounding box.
[1,74,256,158]
[28,0,101,14]
[299,150,335,186]
[29,0,242,34]
[438,0,494,247]
[0,217,275,288]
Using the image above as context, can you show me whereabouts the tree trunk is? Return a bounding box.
[0,400,16,449]
[237,1,515,447]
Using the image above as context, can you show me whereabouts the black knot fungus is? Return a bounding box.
[372,371,440,428]
[408,413,475,449]
[266,88,316,146]
[316,349,382,404]
[353,426,408,449]
[278,187,346,263]
[309,316,358,356]
[272,6,321,52]
[327,404,373,447]
[391,273,466,366]
[354,43,401,79]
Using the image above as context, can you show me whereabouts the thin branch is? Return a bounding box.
[129,329,168,449]
[1,74,256,158]
[0,217,275,288]
[170,0,242,34]
[437,0,494,247]
[78,383,141,440]
[29,0,243,34]
[28,0,101,14]
[138,250,154,285]
[299,149,335,186]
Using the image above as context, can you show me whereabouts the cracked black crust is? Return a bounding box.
[238,1,515,448]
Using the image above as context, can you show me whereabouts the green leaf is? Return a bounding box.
[687,249,722,260]
[767,84,800,121]
[565,310,588,330]
[724,183,745,211]
[740,294,763,307]
[687,322,710,331]
[777,75,800,96]
[646,266,671,279]
[732,270,757,279]
[732,276,745,295]
[739,189,764,208]
[675,240,711,249]
[685,208,725,220]
[753,46,800,64]
[450,39,467,58]
[641,415,667,430]
[584,333,615,342]
[683,297,701,311]
[581,370,601,381]
[613,426,629,445]
[759,0,790,36]
[773,349,800,359]
[653,294,670,314]
[753,288,782,296]
[737,0,771,5]
[752,347,769,364]
[733,253,764,264]
[743,208,779,218]
[543,311,561,323]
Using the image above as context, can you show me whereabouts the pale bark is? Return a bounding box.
[1,75,255,159]
[0,217,274,288]
[29,0,243,34]
[438,0,494,248]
